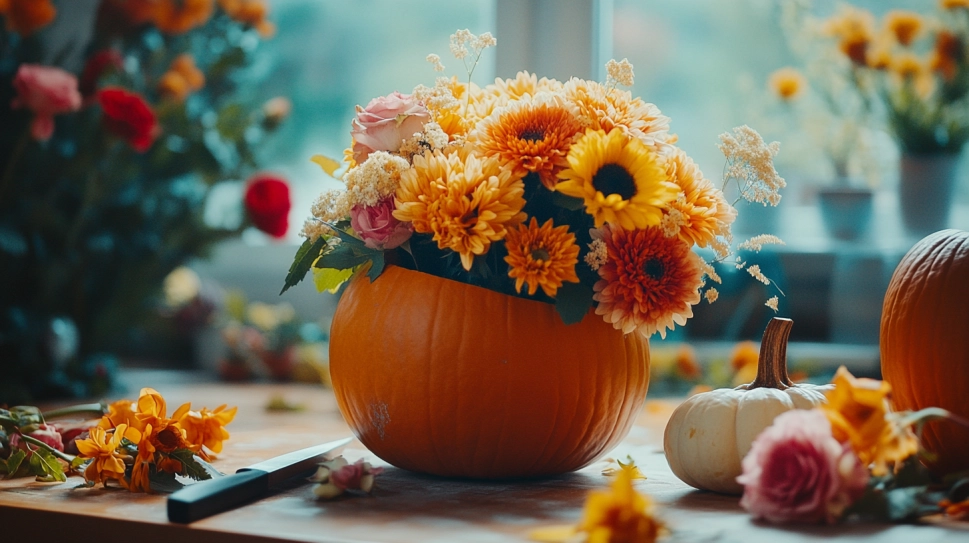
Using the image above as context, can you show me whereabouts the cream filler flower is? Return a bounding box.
[555,128,678,230]
[718,125,786,206]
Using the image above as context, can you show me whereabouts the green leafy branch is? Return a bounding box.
[280,226,386,295]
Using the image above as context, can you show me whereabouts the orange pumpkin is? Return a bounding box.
[329,265,650,479]
[881,229,969,475]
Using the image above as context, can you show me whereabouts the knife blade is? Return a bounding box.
[167,436,352,524]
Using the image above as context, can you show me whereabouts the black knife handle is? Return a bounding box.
[168,469,269,524]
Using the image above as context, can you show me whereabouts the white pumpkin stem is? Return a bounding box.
[745,317,794,390]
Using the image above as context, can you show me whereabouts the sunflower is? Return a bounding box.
[556,128,677,230]
[395,149,526,270]
[564,78,673,150]
[661,148,736,249]
[503,217,580,297]
[593,225,703,338]
[470,93,585,189]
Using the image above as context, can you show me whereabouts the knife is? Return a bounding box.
[167,436,353,523]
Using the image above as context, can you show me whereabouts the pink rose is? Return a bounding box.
[349,197,413,250]
[10,64,83,141]
[329,459,383,491]
[351,91,429,164]
[9,424,65,453]
[737,409,869,524]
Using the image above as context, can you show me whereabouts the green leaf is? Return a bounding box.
[316,242,372,270]
[367,251,385,282]
[148,470,185,493]
[554,281,595,325]
[312,266,355,294]
[71,456,89,470]
[1,449,26,477]
[168,448,215,481]
[28,447,66,482]
[551,192,585,211]
[280,236,327,295]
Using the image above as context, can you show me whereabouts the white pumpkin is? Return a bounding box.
[663,318,832,495]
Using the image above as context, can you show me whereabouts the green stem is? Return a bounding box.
[42,403,107,421]
[20,434,77,464]
[897,407,969,431]
[0,129,31,205]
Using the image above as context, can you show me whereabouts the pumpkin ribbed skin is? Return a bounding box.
[329,266,650,479]
[881,229,969,476]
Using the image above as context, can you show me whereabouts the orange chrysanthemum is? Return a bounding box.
[661,148,736,249]
[470,93,585,189]
[395,149,526,270]
[593,225,703,338]
[768,67,806,101]
[556,128,677,231]
[98,399,140,431]
[931,31,963,81]
[76,424,139,488]
[825,6,875,66]
[153,0,214,34]
[477,71,564,118]
[503,217,580,297]
[134,387,192,433]
[564,78,673,150]
[820,366,919,476]
[179,404,238,455]
[218,0,274,37]
[0,0,56,36]
[884,10,922,47]
[158,54,205,102]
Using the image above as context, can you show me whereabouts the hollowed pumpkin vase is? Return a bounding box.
[329,266,650,479]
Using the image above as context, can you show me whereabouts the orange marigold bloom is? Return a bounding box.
[661,148,735,249]
[158,54,205,102]
[674,344,700,380]
[578,469,665,543]
[76,424,138,488]
[218,0,274,37]
[394,149,526,270]
[820,366,919,476]
[884,10,923,47]
[593,225,703,338]
[931,31,963,81]
[825,6,875,66]
[503,217,580,297]
[0,0,56,36]
[941,0,969,10]
[153,0,214,34]
[98,399,141,432]
[135,387,192,431]
[470,93,585,190]
[179,404,238,455]
[768,67,806,101]
[564,78,673,150]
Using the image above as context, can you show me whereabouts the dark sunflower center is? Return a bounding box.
[592,163,637,200]
[519,127,545,142]
[643,257,665,281]
[530,248,551,262]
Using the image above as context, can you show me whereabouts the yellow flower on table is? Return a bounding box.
[556,129,677,231]
[76,424,139,488]
[579,469,664,543]
[179,404,238,456]
[98,399,140,431]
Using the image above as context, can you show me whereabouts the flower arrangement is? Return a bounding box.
[283,30,786,337]
[737,366,969,524]
[0,0,288,402]
[0,387,236,493]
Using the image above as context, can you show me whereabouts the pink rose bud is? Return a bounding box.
[737,409,869,524]
[10,424,65,453]
[10,64,83,141]
[350,91,429,164]
[329,459,383,491]
[349,197,413,250]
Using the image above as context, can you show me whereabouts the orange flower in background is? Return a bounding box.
[820,366,919,476]
[0,0,56,36]
[503,217,580,297]
[153,0,214,34]
[578,469,665,543]
[730,340,759,386]
[218,0,274,37]
[768,67,806,101]
[674,344,700,380]
[100,0,156,26]
[593,225,703,338]
[158,54,205,102]
[179,404,238,455]
[75,424,140,488]
[825,6,875,66]
[941,0,969,10]
[884,10,923,47]
[931,31,963,81]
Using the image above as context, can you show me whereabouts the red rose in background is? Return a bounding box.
[244,174,291,238]
[98,87,158,152]
[80,50,124,100]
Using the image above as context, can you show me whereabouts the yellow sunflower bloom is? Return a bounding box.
[503,217,580,297]
[76,424,139,488]
[820,366,919,476]
[661,148,736,248]
[395,149,526,270]
[179,404,238,455]
[556,129,677,230]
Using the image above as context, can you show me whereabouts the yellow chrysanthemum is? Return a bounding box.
[76,424,138,488]
[564,78,673,150]
[477,71,564,118]
[179,404,238,455]
[504,217,580,297]
[593,225,703,338]
[768,67,806,101]
[661,148,736,248]
[578,469,665,543]
[423,76,481,140]
[470,93,585,189]
[820,366,919,476]
[884,10,922,47]
[394,149,526,270]
[556,128,677,230]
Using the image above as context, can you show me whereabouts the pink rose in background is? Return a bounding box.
[350,197,413,250]
[350,91,429,164]
[9,423,65,453]
[10,64,83,141]
[737,409,869,524]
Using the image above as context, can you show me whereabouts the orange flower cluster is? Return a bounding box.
[100,0,274,37]
[158,54,206,102]
[76,388,237,492]
[0,0,56,36]
[218,0,275,38]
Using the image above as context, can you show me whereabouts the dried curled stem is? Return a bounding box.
[743,317,794,391]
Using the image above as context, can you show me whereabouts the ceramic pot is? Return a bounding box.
[899,153,961,235]
[817,187,873,240]
[328,266,650,479]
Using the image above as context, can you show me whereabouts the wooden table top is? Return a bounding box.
[1,375,967,543]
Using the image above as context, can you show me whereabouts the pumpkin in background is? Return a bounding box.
[663,318,831,495]
[881,229,969,476]
[329,265,650,479]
